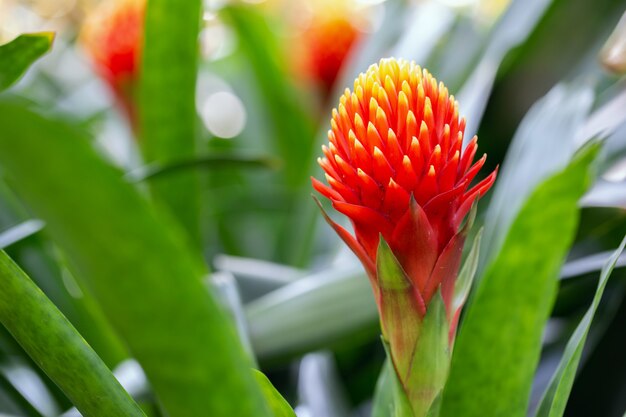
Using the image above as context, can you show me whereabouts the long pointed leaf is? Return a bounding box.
[0,250,144,417]
[534,235,626,417]
[0,101,271,417]
[440,143,600,417]
[140,0,202,246]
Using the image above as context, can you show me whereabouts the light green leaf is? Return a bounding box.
[139,0,202,246]
[0,33,53,91]
[440,143,600,417]
[534,234,626,417]
[372,292,450,417]
[0,250,145,417]
[375,342,415,417]
[406,292,450,417]
[452,229,482,314]
[0,101,271,417]
[372,359,395,417]
[253,370,296,417]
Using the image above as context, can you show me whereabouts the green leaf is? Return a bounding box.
[375,342,415,417]
[534,234,626,417]
[220,4,317,266]
[253,370,296,417]
[480,84,593,270]
[0,101,271,417]
[372,292,450,417]
[0,180,128,370]
[440,143,600,417]
[0,33,54,91]
[126,153,281,182]
[372,359,396,417]
[452,228,482,314]
[139,0,202,246]
[0,250,145,417]
[405,292,450,417]
[220,4,315,189]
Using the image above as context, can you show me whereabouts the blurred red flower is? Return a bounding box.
[81,0,144,125]
[301,15,360,93]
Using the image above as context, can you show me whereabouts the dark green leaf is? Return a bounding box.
[0,33,53,91]
[0,250,145,417]
[440,143,600,417]
[0,101,271,417]
[534,235,626,417]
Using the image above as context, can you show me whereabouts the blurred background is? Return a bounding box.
[1,0,626,416]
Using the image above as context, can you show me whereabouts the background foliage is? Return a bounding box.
[0,0,625,416]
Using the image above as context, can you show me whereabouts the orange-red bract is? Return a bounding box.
[312,58,497,324]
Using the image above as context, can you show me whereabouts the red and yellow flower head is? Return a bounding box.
[312,58,496,414]
[81,0,145,123]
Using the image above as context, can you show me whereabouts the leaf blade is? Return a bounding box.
[0,101,271,417]
[0,250,145,417]
[139,0,202,245]
[440,144,600,417]
[534,235,626,417]
[0,33,53,91]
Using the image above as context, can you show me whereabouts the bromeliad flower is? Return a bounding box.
[301,15,360,92]
[81,0,144,126]
[312,58,497,416]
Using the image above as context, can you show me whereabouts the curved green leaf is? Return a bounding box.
[0,101,271,417]
[0,250,145,417]
[0,33,53,91]
[534,234,626,417]
[440,143,600,417]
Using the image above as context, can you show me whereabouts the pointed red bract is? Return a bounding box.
[312,58,497,320]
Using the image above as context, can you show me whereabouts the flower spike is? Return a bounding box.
[312,58,497,416]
